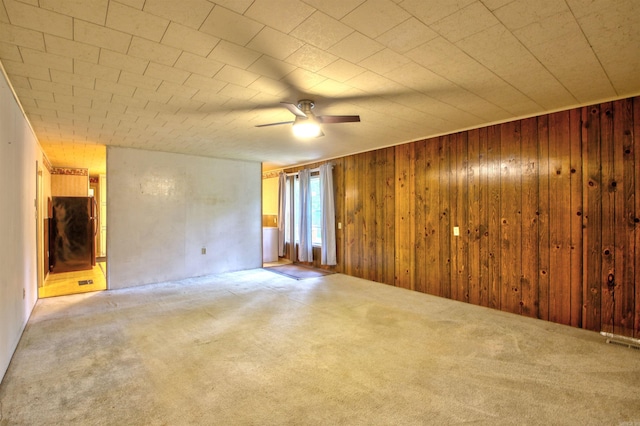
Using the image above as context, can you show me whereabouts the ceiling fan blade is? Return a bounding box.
[317,115,361,124]
[281,102,307,118]
[255,121,294,128]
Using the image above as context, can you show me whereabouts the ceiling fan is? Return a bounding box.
[256,99,360,138]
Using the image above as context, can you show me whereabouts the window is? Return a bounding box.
[283,173,323,247]
[310,175,321,245]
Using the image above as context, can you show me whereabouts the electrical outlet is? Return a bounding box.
[201,247,206,255]
[338,222,342,229]
[23,288,26,299]
[453,226,460,236]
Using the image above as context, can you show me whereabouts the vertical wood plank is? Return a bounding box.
[439,136,452,298]
[569,108,583,327]
[548,111,572,325]
[449,133,460,301]
[600,102,615,334]
[478,127,490,307]
[414,140,428,293]
[363,152,376,282]
[455,132,470,302]
[384,147,396,286]
[468,129,481,306]
[375,149,386,283]
[634,98,640,339]
[500,120,522,314]
[344,155,358,277]
[333,158,345,273]
[395,143,415,290]
[538,115,551,321]
[520,117,539,318]
[582,105,603,331]
[613,98,635,337]
[487,126,501,309]
[424,138,441,296]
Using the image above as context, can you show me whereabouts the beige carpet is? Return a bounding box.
[1,269,639,425]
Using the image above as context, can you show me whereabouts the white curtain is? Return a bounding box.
[298,168,313,262]
[277,172,286,257]
[320,163,337,265]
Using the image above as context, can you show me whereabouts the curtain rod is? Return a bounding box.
[282,162,334,177]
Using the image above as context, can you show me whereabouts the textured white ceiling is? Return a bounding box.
[1,0,639,174]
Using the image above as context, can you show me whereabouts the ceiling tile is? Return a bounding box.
[376,17,438,54]
[341,0,411,39]
[208,41,261,69]
[245,0,315,33]
[4,0,72,38]
[2,59,51,80]
[40,0,108,25]
[161,23,219,57]
[110,93,146,109]
[144,62,190,84]
[568,0,640,94]
[20,47,73,72]
[183,74,227,92]
[290,11,353,50]
[127,37,181,66]
[247,76,290,96]
[76,84,124,101]
[358,48,410,74]
[14,87,55,102]
[301,0,365,20]
[317,58,365,83]
[74,60,121,82]
[218,83,259,100]
[118,71,162,91]
[199,5,264,46]
[283,68,327,91]
[512,10,575,47]
[480,0,514,11]
[29,79,74,96]
[454,23,574,109]
[143,0,213,29]
[112,0,144,9]
[246,56,296,80]
[50,69,95,90]
[247,27,305,61]
[346,70,407,94]
[0,24,45,51]
[526,31,615,103]
[399,0,476,25]
[44,34,100,63]
[430,1,499,42]
[215,65,260,87]
[74,20,131,54]
[210,0,253,14]
[98,49,148,74]
[53,93,92,108]
[174,52,224,77]
[493,0,568,31]
[157,80,198,99]
[328,32,384,63]
[285,44,338,72]
[105,1,169,42]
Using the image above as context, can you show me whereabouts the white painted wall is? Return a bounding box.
[107,147,262,289]
[0,64,41,382]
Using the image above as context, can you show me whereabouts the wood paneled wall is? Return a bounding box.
[287,97,639,337]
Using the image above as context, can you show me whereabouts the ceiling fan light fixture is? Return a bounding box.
[292,117,321,138]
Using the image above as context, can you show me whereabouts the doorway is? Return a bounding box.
[38,172,108,298]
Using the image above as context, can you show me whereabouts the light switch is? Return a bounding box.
[453,227,460,236]
[338,222,342,229]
